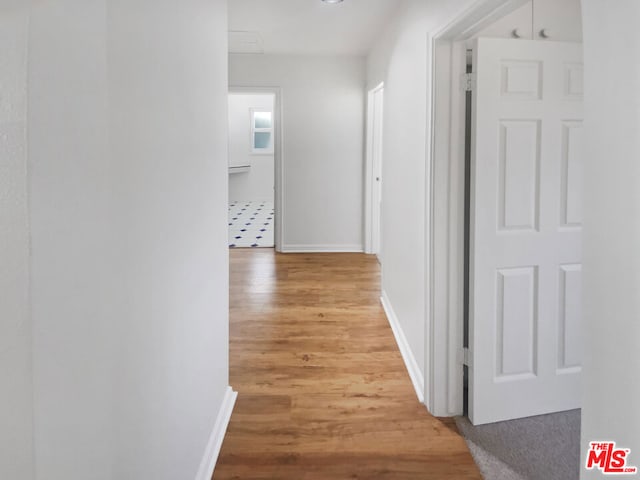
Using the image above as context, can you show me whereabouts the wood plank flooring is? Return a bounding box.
[214,250,482,480]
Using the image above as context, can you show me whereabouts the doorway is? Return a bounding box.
[365,83,384,259]
[428,0,584,421]
[227,89,282,251]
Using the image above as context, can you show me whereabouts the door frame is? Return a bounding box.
[228,86,284,252]
[426,0,529,416]
[365,82,384,256]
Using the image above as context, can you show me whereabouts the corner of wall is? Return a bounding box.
[380,291,425,404]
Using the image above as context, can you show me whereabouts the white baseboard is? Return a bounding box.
[380,291,425,404]
[281,244,364,253]
[195,386,237,480]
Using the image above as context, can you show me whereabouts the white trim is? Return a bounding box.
[365,82,384,255]
[229,86,284,253]
[427,0,519,417]
[432,0,529,40]
[194,386,237,480]
[280,244,364,253]
[424,32,434,415]
[229,165,250,174]
[381,291,425,404]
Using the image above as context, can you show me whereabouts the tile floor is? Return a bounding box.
[228,200,274,248]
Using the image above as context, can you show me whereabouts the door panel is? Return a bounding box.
[561,121,583,227]
[498,119,540,230]
[371,87,384,259]
[469,38,583,425]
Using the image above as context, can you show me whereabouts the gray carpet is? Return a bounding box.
[455,409,581,480]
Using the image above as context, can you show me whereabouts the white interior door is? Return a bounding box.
[469,38,583,425]
[368,85,384,259]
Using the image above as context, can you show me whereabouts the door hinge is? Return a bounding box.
[461,73,476,92]
[463,347,472,367]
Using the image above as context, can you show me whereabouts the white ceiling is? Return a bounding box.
[229,0,403,56]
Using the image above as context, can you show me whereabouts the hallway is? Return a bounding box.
[214,250,482,479]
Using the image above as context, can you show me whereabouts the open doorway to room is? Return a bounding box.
[430,0,584,478]
[227,91,278,249]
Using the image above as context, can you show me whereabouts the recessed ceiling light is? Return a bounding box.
[322,0,344,3]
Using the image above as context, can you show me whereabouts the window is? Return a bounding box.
[251,109,273,154]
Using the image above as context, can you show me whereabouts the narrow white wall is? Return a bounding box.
[366,0,474,388]
[229,54,365,251]
[228,93,275,203]
[108,0,230,478]
[0,6,33,480]
[367,3,428,380]
[581,0,640,476]
[27,1,230,479]
[29,2,113,478]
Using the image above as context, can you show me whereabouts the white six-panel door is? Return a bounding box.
[469,38,583,425]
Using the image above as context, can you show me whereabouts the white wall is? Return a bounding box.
[29,1,113,477]
[109,1,230,478]
[581,0,640,476]
[0,6,33,480]
[229,54,365,252]
[26,1,230,479]
[228,93,275,202]
[366,0,474,394]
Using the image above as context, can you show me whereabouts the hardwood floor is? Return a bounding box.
[214,249,482,480]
